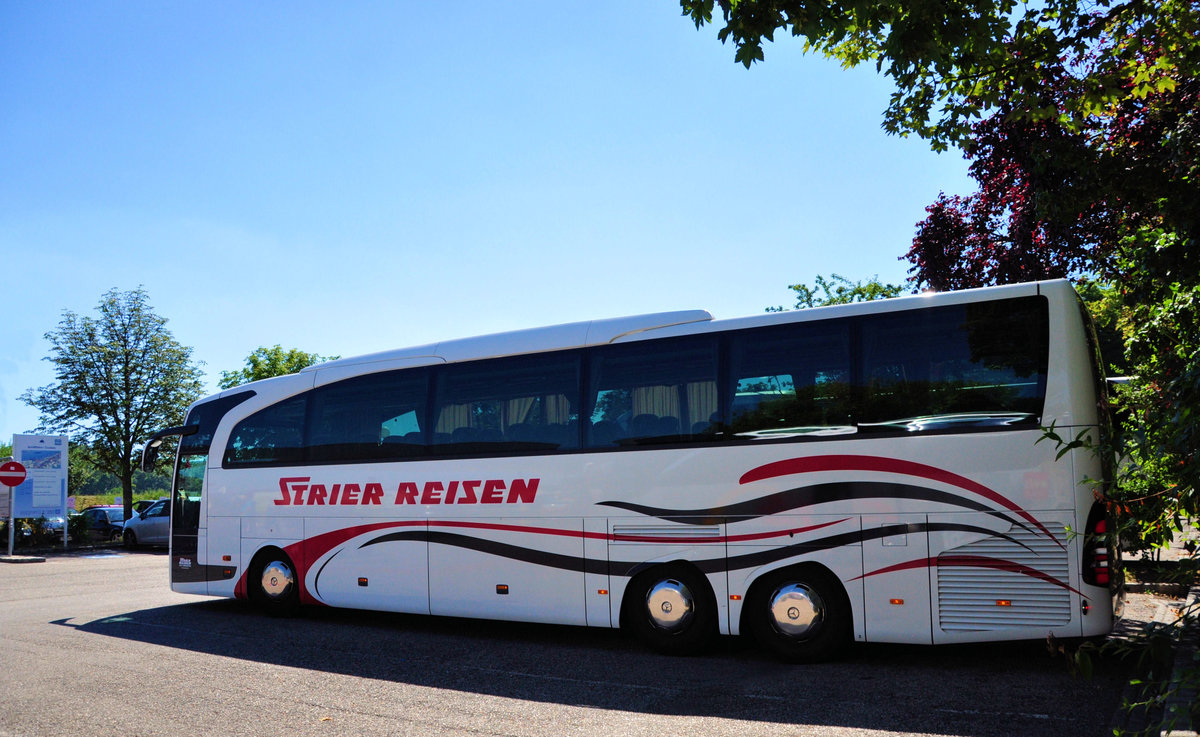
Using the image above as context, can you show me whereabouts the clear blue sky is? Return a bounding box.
[1,2,972,443]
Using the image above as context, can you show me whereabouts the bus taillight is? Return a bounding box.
[1084,512,1110,586]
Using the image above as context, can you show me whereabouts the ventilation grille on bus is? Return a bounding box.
[937,523,1071,631]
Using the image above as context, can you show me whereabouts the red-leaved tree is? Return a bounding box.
[905,59,1118,290]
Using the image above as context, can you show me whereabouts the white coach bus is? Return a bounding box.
[143,279,1120,660]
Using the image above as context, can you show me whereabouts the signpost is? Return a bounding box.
[2,460,28,557]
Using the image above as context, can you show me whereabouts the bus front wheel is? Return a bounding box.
[744,566,850,662]
[249,548,300,617]
[622,564,716,656]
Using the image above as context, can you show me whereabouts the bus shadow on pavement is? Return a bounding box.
[54,598,1127,736]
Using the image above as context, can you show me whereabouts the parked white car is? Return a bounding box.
[122,499,170,548]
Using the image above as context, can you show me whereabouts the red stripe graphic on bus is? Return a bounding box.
[850,554,1083,596]
[739,455,1062,548]
[234,520,425,604]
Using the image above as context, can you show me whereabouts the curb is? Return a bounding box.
[0,555,47,564]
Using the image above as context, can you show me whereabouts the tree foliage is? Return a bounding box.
[768,274,905,311]
[903,86,1111,289]
[681,0,1200,151]
[66,441,101,498]
[19,288,205,519]
[904,49,1196,294]
[218,345,337,389]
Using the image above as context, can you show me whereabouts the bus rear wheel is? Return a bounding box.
[623,564,716,656]
[249,549,300,617]
[745,566,850,662]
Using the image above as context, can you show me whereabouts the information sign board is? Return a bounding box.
[11,435,69,520]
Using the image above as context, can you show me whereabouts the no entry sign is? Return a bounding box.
[0,461,27,488]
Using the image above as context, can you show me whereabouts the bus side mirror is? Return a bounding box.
[141,441,161,472]
[141,425,200,472]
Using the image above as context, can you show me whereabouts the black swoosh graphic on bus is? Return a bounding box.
[597,481,1034,535]
[313,549,342,600]
[350,522,1030,582]
[361,530,610,576]
[687,522,1033,576]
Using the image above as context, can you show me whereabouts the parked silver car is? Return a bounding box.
[122,499,170,548]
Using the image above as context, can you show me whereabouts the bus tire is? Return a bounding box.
[744,565,850,662]
[622,564,716,656]
[249,548,300,617]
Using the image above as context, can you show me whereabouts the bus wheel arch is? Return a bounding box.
[742,562,851,662]
[620,561,717,656]
[247,546,300,617]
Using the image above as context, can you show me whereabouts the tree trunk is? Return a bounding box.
[121,470,134,522]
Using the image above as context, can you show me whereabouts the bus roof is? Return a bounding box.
[299,279,1068,378]
[305,309,714,375]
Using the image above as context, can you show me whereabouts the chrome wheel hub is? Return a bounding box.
[260,560,295,600]
[768,583,824,638]
[645,578,694,632]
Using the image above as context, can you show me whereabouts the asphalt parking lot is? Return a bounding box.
[1,550,1136,737]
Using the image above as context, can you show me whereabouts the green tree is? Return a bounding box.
[218,345,337,389]
[20,288,205,520]
[681,0,1199,151]
[768,274,905,311]
[67,441,103,497]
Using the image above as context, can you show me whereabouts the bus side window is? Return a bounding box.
[307,369,430,462]
[729,322,853,439]
[431,352,580,455]
[223,395,307,466]
[586,337,718,447]
[857,299,1048,425]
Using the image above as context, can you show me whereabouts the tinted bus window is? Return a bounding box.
[729,321,853,439]
[432,353,580,454]
[308,369,431,462]
[587,337,719,447]
[224,395,307,466]
[857,296,1048,429]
